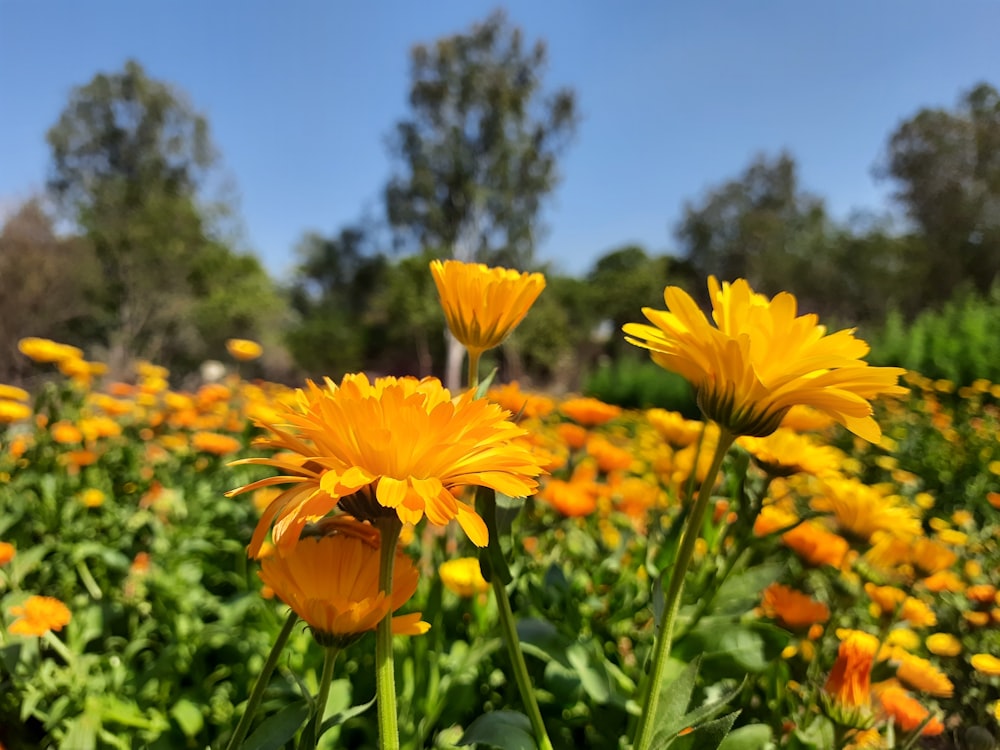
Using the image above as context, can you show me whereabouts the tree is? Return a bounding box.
[384,10,577,388]
[878,82,1000,303]
[46,59,280,376]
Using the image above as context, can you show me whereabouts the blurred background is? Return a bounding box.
[2,1,999,400]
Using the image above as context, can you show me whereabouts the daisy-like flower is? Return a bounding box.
[229,373,545,555]
[258,518,428,647]
[226,338,263,362]
[623,277,908,439]
[8,595,72,636]
[825,629,880,709]
[925,633,962,657]
[895,653,954,697]
[429,259,545,358]
[760,583,830,630]
[874,681,944,736]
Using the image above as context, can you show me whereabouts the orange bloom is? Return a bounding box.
[230,374,545,555]
[50,421,83,444]
[8,596,72,636]
[539,478,598,517]
[559,397,622,427]
[0,541,14,565]
[970,653,1000,677]
[783,521,849,569]
[895,653,954,697]
[226,338,263,361]
[875,681,944,735]
[556,422,589,450]
[825,630,879,708]
[191,431,242,456]
[585,435,634,473]
[966,584,997,605]
[760,583,830,630]
[487,381,554,420]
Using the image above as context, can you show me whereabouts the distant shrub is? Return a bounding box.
[869,284,1000,385]
[582,356,699,416]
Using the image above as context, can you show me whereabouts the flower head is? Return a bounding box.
[0,400,32,424]
[439,557,490,598]
[623,278,907,439]
[8,596,72,636]
[229,374,545,555]
[17,337,83,364]
[971,653,1000,677]
[760,583,830,630]
[226,338,263,362]
[430,259,545,356]
[825,629,879,709]
[258,518,428,646]
[0,541,14,566]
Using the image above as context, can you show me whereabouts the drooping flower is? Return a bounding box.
[429,259,545,357]
[226,338,264,362]
[623,277,907,439]
[229,374,545,555]
[8,596,72,636]
[825,629,879,709]
[258,518,428,646]
[439,557,490,598]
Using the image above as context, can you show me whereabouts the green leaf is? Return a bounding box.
[718,724,773,750]
[241,700,310,750]
[458,711,536,750]
[60,714,99,750]
[669,710,741,750]
[318,694,375,735]
[650,656,701,742]
[170,699,203,739]
[476,487,512,585]
[711,563,785,615]
[789,716,835,750]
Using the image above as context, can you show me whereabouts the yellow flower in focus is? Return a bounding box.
[971,653,1000,677]
[0,400,32,424]
[258,519,428,646]
[229,374,545,555]
[0,541,14,565]
[8,596,71,636]
[623,277,907,439]
[825,629,879,708]
[79,488,106,508]
[226,338,263,361]
[429,259,545,356]
[439,557,489,598]
[17,337,83,364]
[925,633,962,657]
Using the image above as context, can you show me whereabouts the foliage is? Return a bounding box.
[582,356,699,416]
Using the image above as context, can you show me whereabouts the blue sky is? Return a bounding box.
[2,1,998,279]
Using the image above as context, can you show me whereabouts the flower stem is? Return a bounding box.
[304,646,341,749]
[632,429,735,750]
[226,609,298,750]
[375,516,403,750]
[491,576,553,750]
[467,350,482,392]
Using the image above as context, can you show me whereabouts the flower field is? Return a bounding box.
[2,274,1000,750]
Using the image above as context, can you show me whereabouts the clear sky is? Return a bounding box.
[2,1,998,279]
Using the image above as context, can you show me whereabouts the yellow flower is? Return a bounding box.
[925,633,962,657]
[439,557,490,598]
[229,374,545,555]
[971,653,1000,677]
[50,421,83,445]
[0,384,29,402]
[258,519,428,646]
[0,400,32,424]
[8,596,72,636]
[17,337,83,364]
[812,477,920,542]
[79,488,105,508]
[226,338,263,361]
[623,277,907,439]
[895,653,954,697]
[739,428,846,477]
[429,259,545,356]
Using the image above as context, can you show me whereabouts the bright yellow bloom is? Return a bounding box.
[971,653,1000,677]
[229,374,545,555]
[258,519,428,646]
[226,338,263,361]
[79,488,106,508]
[895,653,954,697]
[439,557,490,598]
[8,596,71,636]
[739,428,846,477]
[17,337,83,364]
[925,633,962,657]
[623,277,907,439]
[0,384,29,402]
[646,409,703,447]
[0,400,32,424]
[812,477,921,542]
[429,259,545,356]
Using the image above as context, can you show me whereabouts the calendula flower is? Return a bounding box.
[17,337,83,364]
[79,488,105,508]
[0,541,15,565]
[439,557,490,598]
[559,397,622,427]
[0,400,32,424]
[925,633,962,657]
[623,277,907,439]
[646,409,703,447]
[429,259,545,356]
[258,518,428,646]
[226,338,263,361]
[843,728,884,749]
[539,477,599,518]
[760,583,830,630]
[895,653,954,697]
[0,384,29,402]
[971,653,1000,677]
[825,629,879,709]
[738,429,846,478]
[191,431,242,456]
[813,478,921,542]
[229,374,545,555]
[874,681,944,735]
[50,421,83,445]
[8,596,71,636]
[487,381,554,419]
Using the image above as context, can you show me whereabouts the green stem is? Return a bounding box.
[42,630,75,666]
[491,576,553,750]
[632,429,735,750]
[226,610,298,750]
[467,350,482,391]
[303,646,340,749]
[375,516,403,750]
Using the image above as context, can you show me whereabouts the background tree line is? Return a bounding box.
[3,12,1000,392]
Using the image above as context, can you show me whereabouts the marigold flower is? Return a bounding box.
[624,277,907,439]
[895,653,954,697]
[556,422,589,450]
[8,596,72,636]
[825,629,879,708]
[50,421,83,445]
[783,521,850,569]
[0,541,15,565]
[874,681,944,735]
[843,728,883,749]
[760,583,830,630]
[899,597,937,628]
[191,431,242,456]
[429,259,545,356]
[230,374,544,555]
[646,409,703,447]
[258,519,427,646]
[79,488,105,508]
[738,429,846,477]
[226,338,263,361]
[925,633,962,657]
[539,478,599,517]
[559,397,622,427]
[0,384,29,402]
[17,337,83,364]
[487,381,554,420]
[970,653,1000,677]
[966,584,997,604]
[0,400,32,424]
[439,557,490,598]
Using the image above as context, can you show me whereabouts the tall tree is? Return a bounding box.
[385,10,577,387]
[878,82,1000,303]
[46,59,278,376]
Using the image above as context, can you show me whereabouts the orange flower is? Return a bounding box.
[226,338,263,361]
[439,557,490,598]
[825,629,879,708]
[783,521,849,569]
[8,596,72,636]
[0,541,15,565]
[230,374,545,555]
[970,653,1000,677]
[191,431,242,456]
[50,421,83,444]
[559,397,622,427]
[646,409,703,447]
[874,681,944,735]
[760,583,830,630]
[895,653,954,697]
[966,584,997,605]
[539,478,598,517]
[487,381,554,419]
[585,435,633,473]
[258,518,428,645]
[556,422,589,450]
